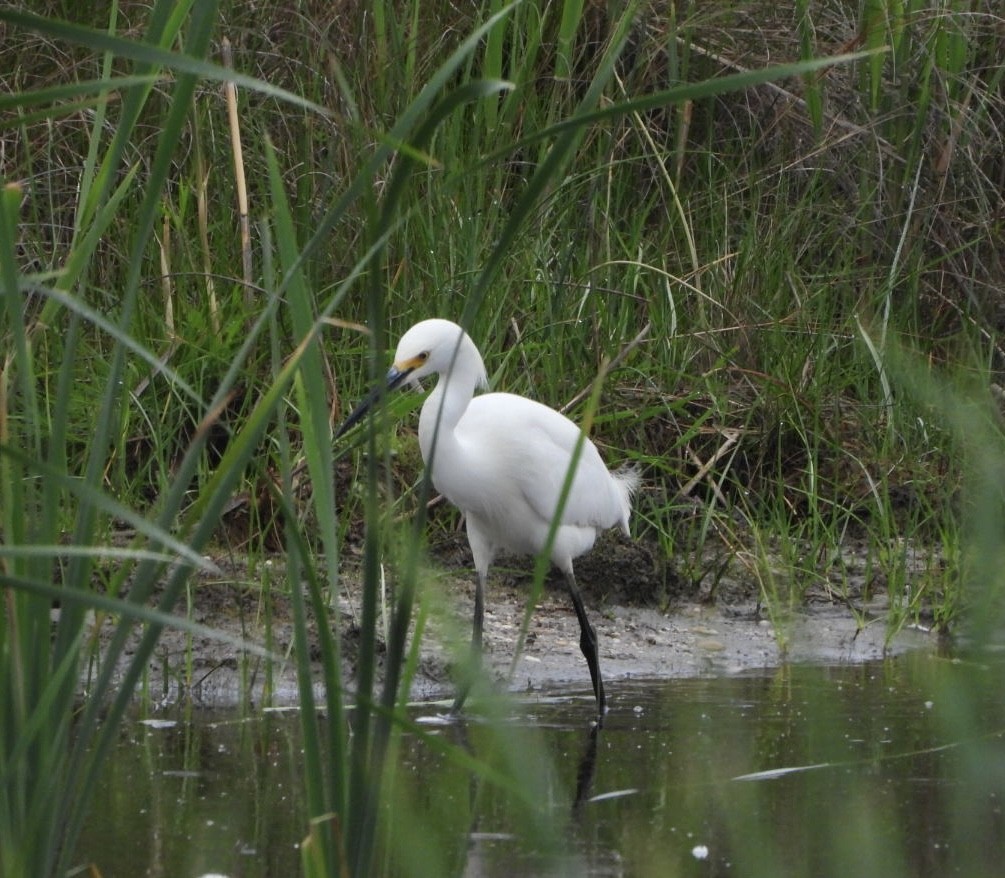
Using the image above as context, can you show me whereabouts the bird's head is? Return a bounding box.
[391,318,471,383]
[335,319,485,440]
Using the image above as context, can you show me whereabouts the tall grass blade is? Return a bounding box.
[0,7,328,117]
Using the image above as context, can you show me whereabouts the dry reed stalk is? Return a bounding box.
[222,36,253,312]
[159,213,174,337]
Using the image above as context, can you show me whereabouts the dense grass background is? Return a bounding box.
[6,0,1003,602]
[6,0,1002,615]
[1,0,1003,875]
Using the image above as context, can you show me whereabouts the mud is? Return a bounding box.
[98,534,936,709]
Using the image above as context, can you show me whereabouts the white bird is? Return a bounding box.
[336,319,639,718]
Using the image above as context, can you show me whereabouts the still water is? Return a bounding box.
[77,651,1005,877]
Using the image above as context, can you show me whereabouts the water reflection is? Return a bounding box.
[76,653,1005,877]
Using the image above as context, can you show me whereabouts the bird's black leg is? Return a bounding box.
[452,573,485,714]
[566,571,606,720]
[472,573,484,653]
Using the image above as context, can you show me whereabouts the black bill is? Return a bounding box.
[334,364,415,440]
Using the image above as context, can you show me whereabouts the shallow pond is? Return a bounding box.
[77,650,1005,877]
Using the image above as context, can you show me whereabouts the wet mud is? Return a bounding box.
[94,531,936,709]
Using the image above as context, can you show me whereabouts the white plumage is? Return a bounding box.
[338,319,639,718]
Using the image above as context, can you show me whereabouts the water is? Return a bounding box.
[77,651,1005,877]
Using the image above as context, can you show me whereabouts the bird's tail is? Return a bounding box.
[612,464,641,536]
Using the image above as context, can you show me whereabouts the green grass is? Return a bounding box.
[1,0,1003,875]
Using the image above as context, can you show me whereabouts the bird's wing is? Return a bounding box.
[460,393,622,530]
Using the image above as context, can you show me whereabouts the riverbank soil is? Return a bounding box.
[95,531,935,708]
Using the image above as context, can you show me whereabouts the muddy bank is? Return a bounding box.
[420,580,934,700]
[101,541,936,709]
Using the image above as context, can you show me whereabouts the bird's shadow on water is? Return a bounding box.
[571,723,601,821]
[428,707,603,871]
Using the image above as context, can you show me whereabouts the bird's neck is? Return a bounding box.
[418,364,480,464]
[417,333,487,472]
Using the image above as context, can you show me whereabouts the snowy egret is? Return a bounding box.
[336,319,639,717]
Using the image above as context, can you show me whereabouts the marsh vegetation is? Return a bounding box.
[1,1,1003,875]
